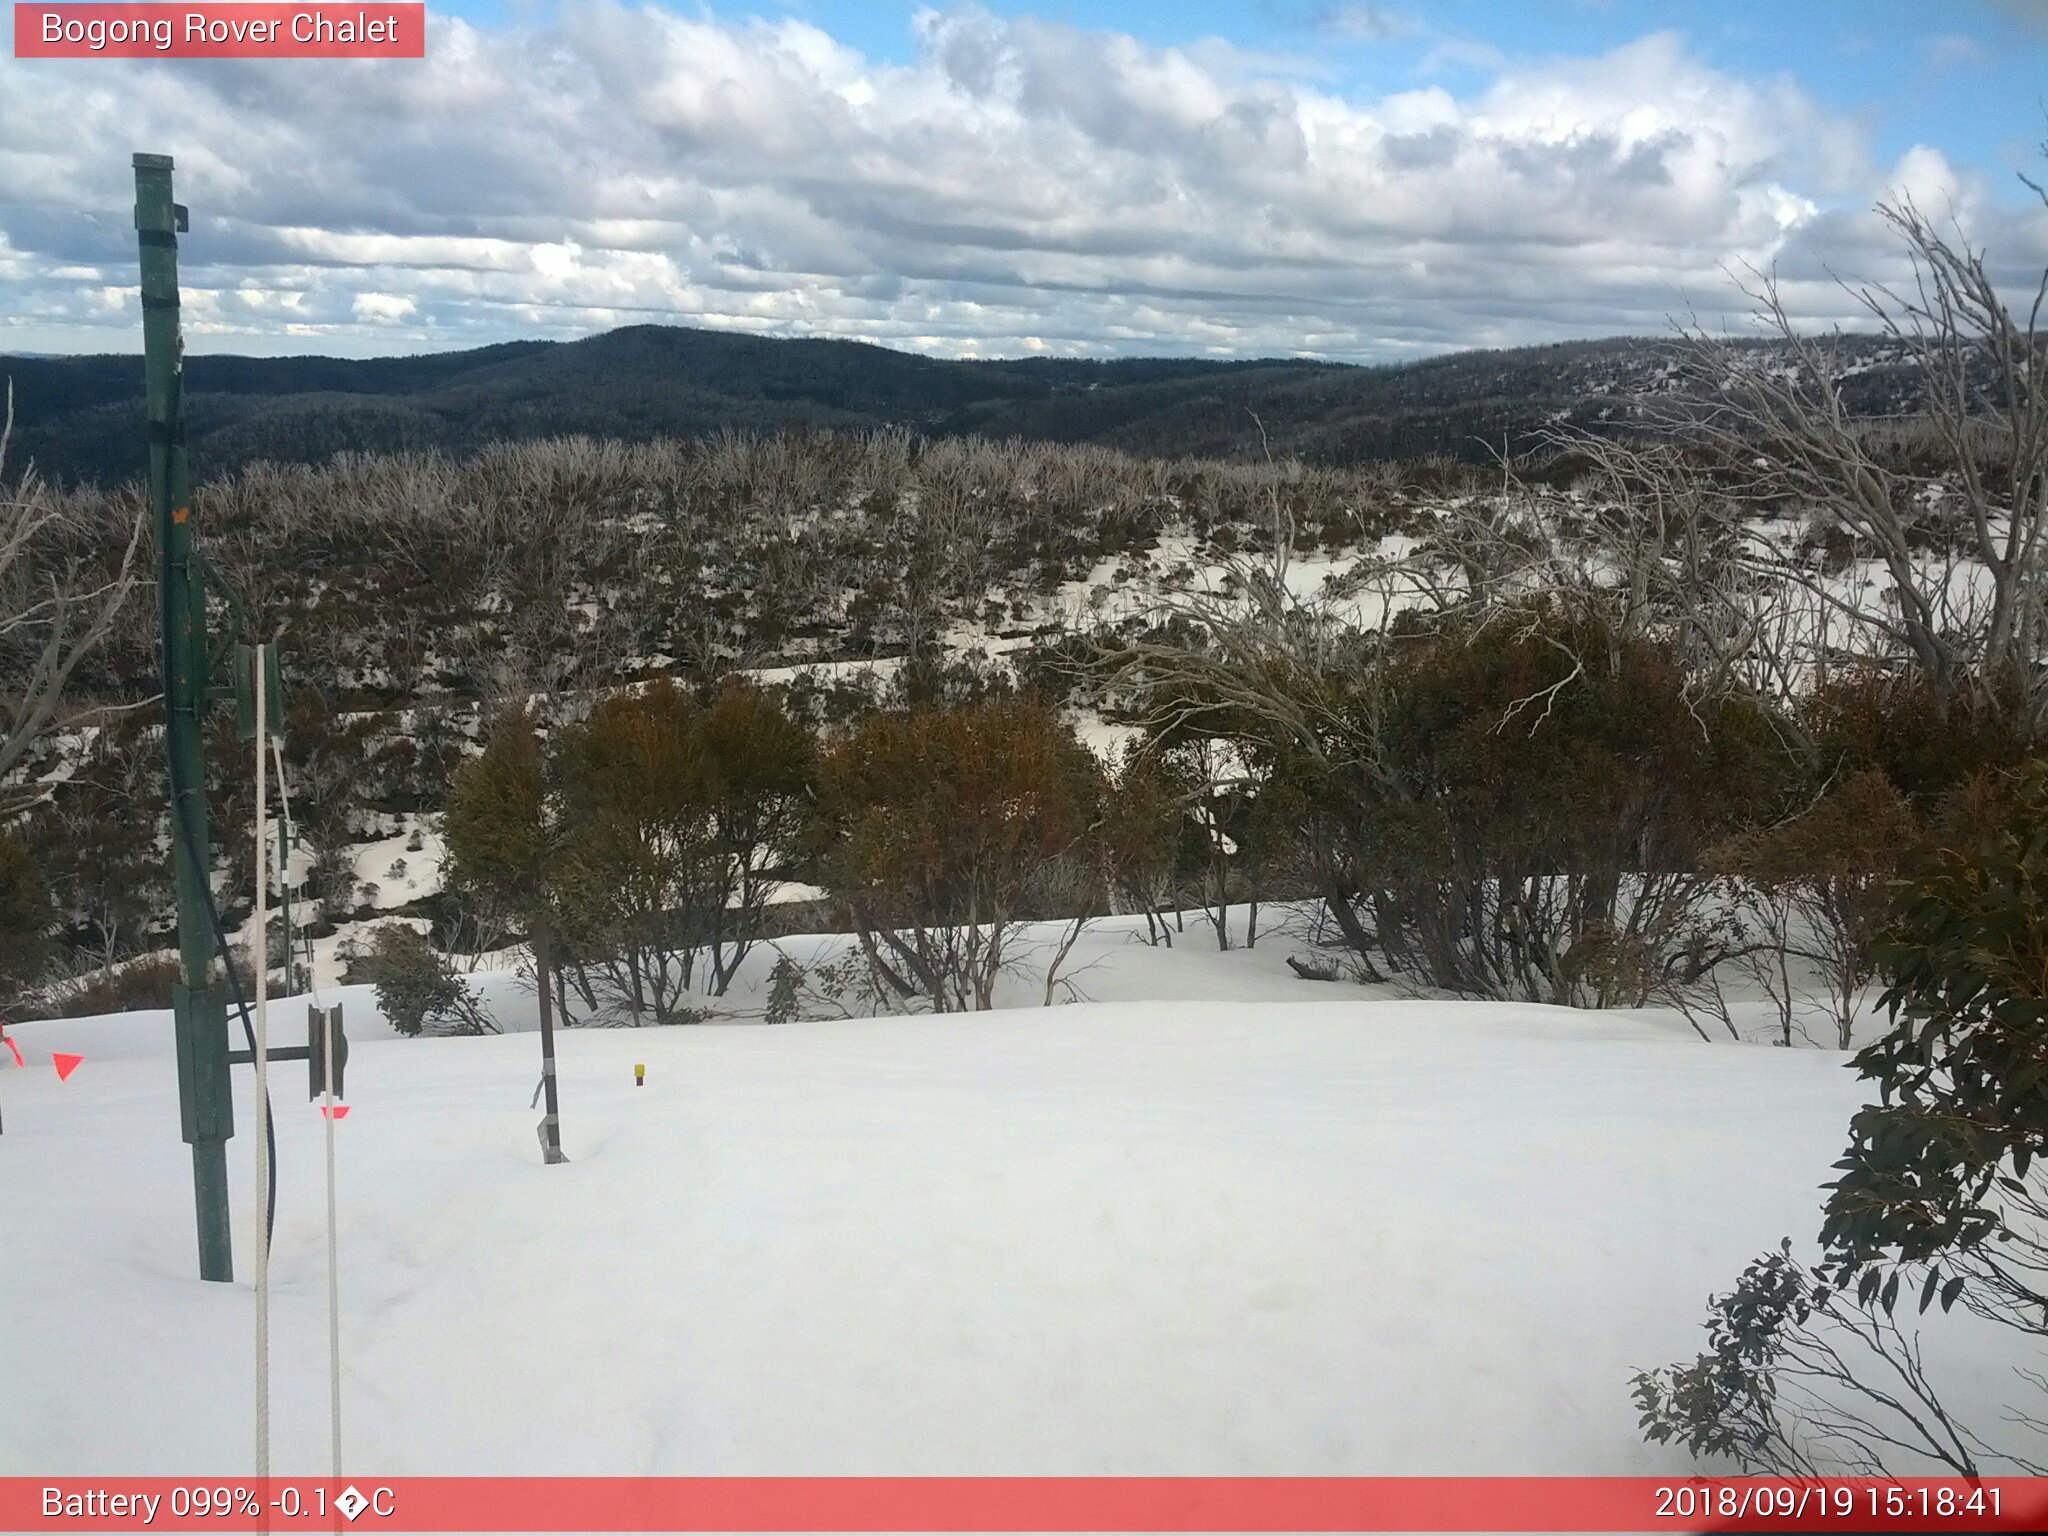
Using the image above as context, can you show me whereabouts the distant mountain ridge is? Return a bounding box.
[0,323,1921,486]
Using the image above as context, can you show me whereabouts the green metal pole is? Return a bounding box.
[136,152,234,1283]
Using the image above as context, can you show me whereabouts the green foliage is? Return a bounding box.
[763,953,804,1025]
[1822,760,2048,1278]
[1098,743,1199,943]
[814,697,1103,1009]
[5,328,1743,488]
[1627,1236,1996,1476]
[1717,768,1918,894]
[1632,1242,1816,1471]
[352,924,495,1037]
[0,830,54,1003]
[1373,608,1778,874]
[1712,767,1922,1046]
[1299,605,1790,1002]
[552,678,813,1017]
[443,706,553,921]
[1804,669,2027,807]
[1144,731,1293,951]
[817,697,1099,926]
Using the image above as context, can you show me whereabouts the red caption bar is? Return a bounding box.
[4,1477,2048,1532]
[13,4,425,58]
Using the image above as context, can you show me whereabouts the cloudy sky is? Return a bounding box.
[3,0,2046,360]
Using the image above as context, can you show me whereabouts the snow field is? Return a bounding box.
[1,925,1944,1479]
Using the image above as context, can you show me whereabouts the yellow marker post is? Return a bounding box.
[634,1063,645,1088]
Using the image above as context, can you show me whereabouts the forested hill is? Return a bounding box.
[0,324,1919,486]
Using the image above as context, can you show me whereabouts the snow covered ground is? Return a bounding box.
[0,922,2004,1478]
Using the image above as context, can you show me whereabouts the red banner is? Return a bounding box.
[13,4,426,58]
[4,1477,2048,1532]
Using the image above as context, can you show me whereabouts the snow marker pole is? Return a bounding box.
[321,999,343,1477]
[137,151,237,1284]
[534,915,567,1165]
[253,643,273,1479]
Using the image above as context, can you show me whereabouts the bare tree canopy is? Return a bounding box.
[1634,171,2048,733]
[0,383,144,817]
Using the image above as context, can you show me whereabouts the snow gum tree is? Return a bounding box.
[1117,593,1788,1005]
[1360,607,1784,1004]
[551,678,812,1021]
[0,384,143,818]
[1708,670,2031,1046]
[814,698,1103,1011]
[443,706,568,1162]
[1605,162,2048,739]
[1098,741,1200,948]
[692,681,817,985]
[1141,723,1287,953]
[23,716,174,982]
[1711,768,1919,1048]
[1,385,140,1009]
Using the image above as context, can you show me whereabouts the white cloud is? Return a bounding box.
[1924,32,1990,71]
[352,292,420,324]
[1885,144,1966,214]
[1319,5,1419,42]
[0,3,2040,359]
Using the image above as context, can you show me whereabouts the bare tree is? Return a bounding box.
[0,385,145,816]
[1630,173,2048,733]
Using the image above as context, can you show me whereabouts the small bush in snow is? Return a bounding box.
[355,924,497,1037]
[763,954,804,1024]
[47,953,182,1020]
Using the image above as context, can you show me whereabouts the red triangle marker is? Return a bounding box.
[52,1052,83,1082]
[320,1104,350,1120]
